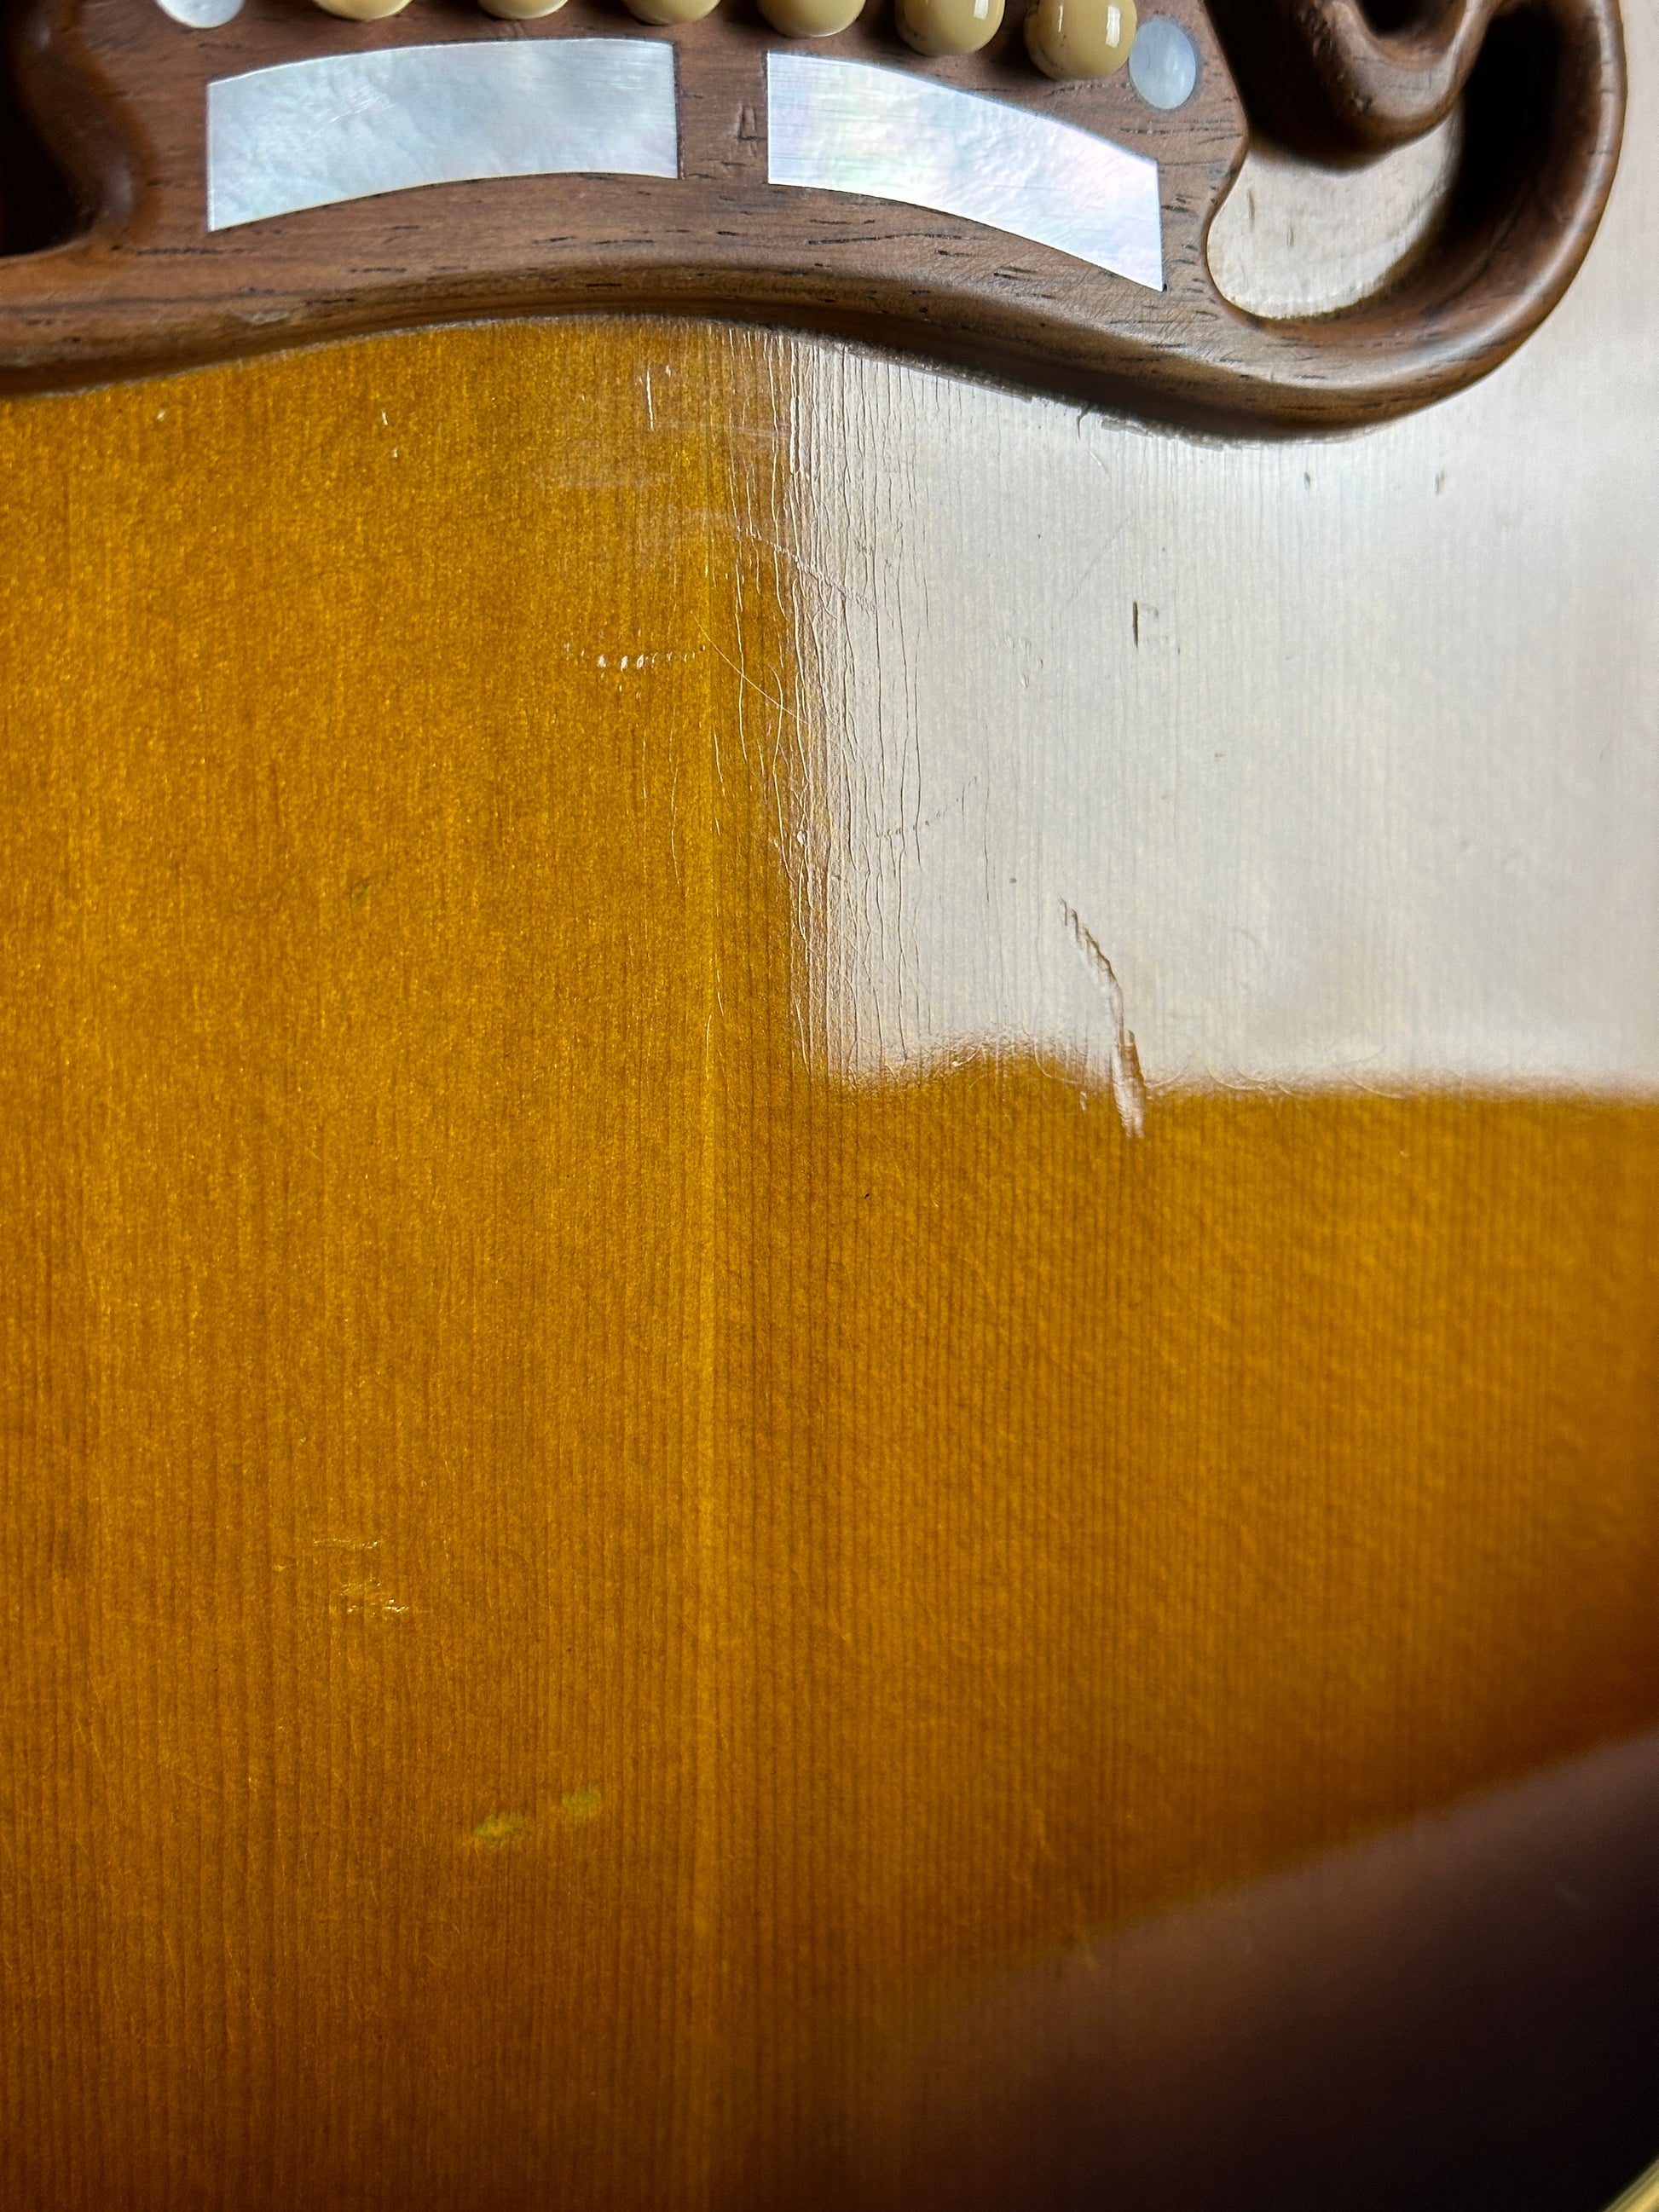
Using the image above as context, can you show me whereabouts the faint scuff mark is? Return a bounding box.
[468,1812,529,1850]
[338,1578,409,1619]
[560,1786,603,1823]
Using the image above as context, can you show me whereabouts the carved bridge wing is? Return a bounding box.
[0,0,1625,422]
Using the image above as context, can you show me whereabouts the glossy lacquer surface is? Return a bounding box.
[3,23,1659,2212]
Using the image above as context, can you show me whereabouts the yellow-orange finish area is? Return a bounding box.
[1,321,1656,2209]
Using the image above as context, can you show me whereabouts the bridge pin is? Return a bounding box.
[895,0,1005,55]
[758,0,865,35]
[1024,0,1136,78]
[624,0,721,20]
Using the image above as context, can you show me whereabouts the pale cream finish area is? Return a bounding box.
[792,2,1659,1106]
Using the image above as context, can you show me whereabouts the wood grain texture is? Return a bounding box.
[0,0,1626,423]
[1209,0,1598,153]
[2,311,1659,2209]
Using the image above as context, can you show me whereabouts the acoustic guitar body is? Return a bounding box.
[0,0,1656,2206]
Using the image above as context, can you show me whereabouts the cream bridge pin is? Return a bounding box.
[0,0,1627,424]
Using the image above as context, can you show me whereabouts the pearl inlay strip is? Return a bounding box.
[205,39,677,231]
[766,53,1164,290]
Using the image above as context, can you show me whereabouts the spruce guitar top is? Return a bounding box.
[1,0,1657,2194]
[0,0,1627,419]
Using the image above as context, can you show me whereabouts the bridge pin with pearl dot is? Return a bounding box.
[896,0,1005,58]
[1025,0,1136,79]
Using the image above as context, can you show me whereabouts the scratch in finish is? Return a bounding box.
[1061,901,1147,1138]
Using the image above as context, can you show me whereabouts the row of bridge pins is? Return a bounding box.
[311,0,1143,82]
